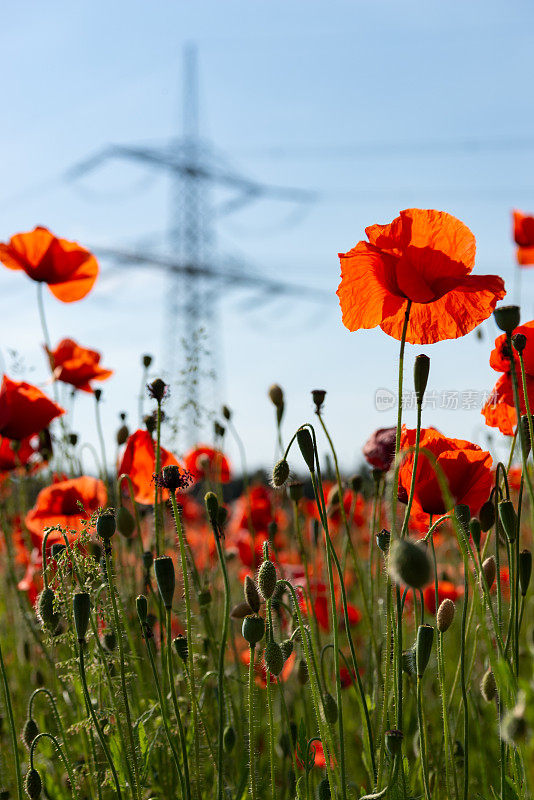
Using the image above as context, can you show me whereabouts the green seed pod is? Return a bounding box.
[481,667,497,702]
[244,576,261,614]
[280,639,294,662]
[242,614,265,647]
[173,634,188,662]
[482,555,496,590]
[73,593,91,643]
[272,459,290,488]
[494,305,520,334]
[297,427,315,474]
[322,692,338,725]
[161,464,183,491]
[416,624,434,676]
[204,491,219,528]
[116,506,135,539]
[479,500,496,532]
[454,504,471,539]
[437,598,455,633]
[223,724,236,753]
[512,333,527,353]
[148,378,167,402]
[268,384,284,409]
[116,423,129,446]
[136,595,148,625]
[519,549,532,596]
[389,538,431,589]
[297,658,309,685]
[25,768,41,799]
[385,728,403,758]
[414,354,430,405]
[258,559,277,600]
[317,777,331,800]
[142,353,152,368]
[264,641,284,676]
[22,718,39,749]
[96,512,116,542]
[376,528,391,554]
[311,389,326,412]
[38,587,60,632]
[154,556,175,609]
[288,481,304,502]
[499,500,517,543]
[469,518,482,550]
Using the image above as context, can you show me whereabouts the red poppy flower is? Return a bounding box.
[0,435,40,472]
[398,427,493,517]
[25,476,107,545]
[363,427,396,472]
[423,580,462,615]
[338,208,506,344]
[0,375,64,440]
[46,338,112,393]
[513,210,534,266]
[184,445,231,483]
[118,429,180,505]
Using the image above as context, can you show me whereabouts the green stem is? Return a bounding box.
[0,637,23,800]
[213,530,231,800]
[30,732,81,800]
[266,598,276,800]
[416,676,431,800]
[166,608,191,800]
[460,567,469,800]
[248,645,258,800]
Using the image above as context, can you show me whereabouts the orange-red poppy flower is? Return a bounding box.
[0,433,48,480]
[45,338,112,393]
[513,210,534,266]
[482,320,534,435]
[0,375,64,440]
[398,427,493,517]
[423,580,463,615]
[118,429,180,505]
[184,445,231,483]
[0,227,98,302]
[25,476,107,545]
[338,208,506,344]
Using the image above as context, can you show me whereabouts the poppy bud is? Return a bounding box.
[499,500,517,543]
[223,725,236,753]
[73,593,91,643]
[22,718,38,749]
[147,378,167,402]
[68,432,78,447]
[272,459,290,488]
[268,384,284,408]
[244,576,261,614]
[402,646,416,676]
[437,598,455,633]
[37,587,60,633]
[520,415,534,456]
[280,639,294,661]
[144,413,157,435]
[322,692,338,725]
[297,658,309,685]
[116,423,129,446]
[385,729,403,758]
[258,559,277,600]
[264,641,284,675]
[204,491,219,528]
[154,556,175,609]
[242,614,265,647]
[142,551,153,572]
[479,500,495,532]
[349,474,363,493]
[454,504,471,539]
[96,512,116,542]
[173,634,188,662]
[116,506,135,539]
[297,428,315,474]
[512,333,527,353]
[136,595,148,625]
[102,632,116,652]
[376,528,391,554]
[221,405,232,421]
[389,538,431,589]
[94,389,102,402]
[317,777,331,800]
[500,709,527,744]
[25,768,41,799]
[198,588,212,607]
[217,505,228,529]
[142,354,153,368]
[482,555,496,590]
[494,305,520,334]
[414,354,430,405]
[416,624,434,676]
[231,601,254,619]
[288,481,304,502]
[481,667,497,702]
[469,518,482,550]
[50,543,65,560]
[311,389,326,412]
[519,549,532,596]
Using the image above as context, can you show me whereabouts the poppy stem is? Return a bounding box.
[166,607,191,800]
[0,636,23,800]
[213,525,231,800]
[248,644,258,800]
[30,732,81,800]
[416,675,431,800]
[265,598,276,800]
[392,299,412,533]
[460,564,469,800]
[400,397,422,539]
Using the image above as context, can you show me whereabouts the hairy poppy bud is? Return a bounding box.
[117,423,129,446]
[376,528,391,554]
[437,598,455,633]
[481,667,497,702]
[221,405,232,421]
[280,639,294,661]
[116,506,135,539]
[323,692,338,725]
[97,512,116,542]
[142,354,153,368]
[198,588,212,607]
[25,768,42,799]
[258,559,277,600]
[416,624,434,676]
[73,593,91,643]
[223,725,236,753]
[242,614,265,647]
[136,595,148,625]
[349,474,363,493]
[297,658,309,685]
[317,777,331,800]
[22,718,38,749]
[147,378,167,402]
[499,500,517,543]
[288,481,304,502]
[479,500,495,532]
[385,728,403,758]
[272,459,290,488]
[311,389,326,412]
[173,634,188,662]
[264,641,284,675]
[297,428,315,474]
[469,518,481,550]
[38,587,60,633]
[244,576,261,613]
[501,709,527,744]
[204,492,219,528]
[414,354,430,405]
[389,538,431,589]
[512,333,527,353]
[482,555,496,590]
[494,305,520,334]
[520,415,534,456]
[154,557,175,609]
[454,504,471,539]
[519,549,532,596]
[217,505,228,529]
[268,384,284,408]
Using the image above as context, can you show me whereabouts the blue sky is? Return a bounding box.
[1,0,533,472]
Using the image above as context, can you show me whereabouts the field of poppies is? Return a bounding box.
[1,210,534,800]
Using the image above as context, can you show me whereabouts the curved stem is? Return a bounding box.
[30,732,81,800]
